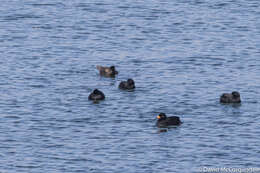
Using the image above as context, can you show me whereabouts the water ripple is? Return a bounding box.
[0,0,260,172]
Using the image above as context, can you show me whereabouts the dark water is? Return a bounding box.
[1,0,260,172]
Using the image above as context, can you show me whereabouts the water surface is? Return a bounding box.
[0,0,260,172]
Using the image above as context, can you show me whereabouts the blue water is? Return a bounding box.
[1,0,260,172]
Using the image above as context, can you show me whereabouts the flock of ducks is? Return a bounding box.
[89,65,242,128]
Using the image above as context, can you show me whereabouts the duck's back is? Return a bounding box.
[167,116,181,125]
[119,81,127,89]
[96,65,117,77]
[96,65,107,74]
[157,116,181,127]
[88,92,105,100]
[119,81,135,90]
[220,93,241,103]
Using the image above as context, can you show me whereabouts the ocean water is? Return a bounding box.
[0,0,260,172]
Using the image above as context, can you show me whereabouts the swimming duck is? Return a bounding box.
[119,79,135,90]
[156,113,182,127]
[220,91,241,103]
[96,65,118,77]
[88,89,105,101]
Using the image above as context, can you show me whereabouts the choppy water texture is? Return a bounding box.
[1,0,260,172]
